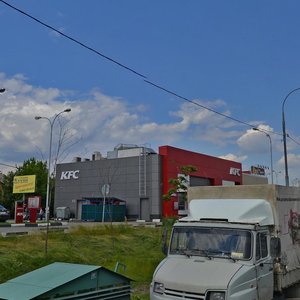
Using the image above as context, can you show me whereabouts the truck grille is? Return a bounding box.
[164,288,205,299]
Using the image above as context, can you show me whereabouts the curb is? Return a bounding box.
[7,222,64,228]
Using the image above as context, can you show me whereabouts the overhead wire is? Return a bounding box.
[144,80,283,136]
[286,134,300,146]
[0,0,291,140]
[0,0,147,79]
[0,162,18,169]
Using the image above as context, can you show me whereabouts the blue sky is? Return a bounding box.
[1,0,300,185]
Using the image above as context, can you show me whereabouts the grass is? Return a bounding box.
[0,223,167,299]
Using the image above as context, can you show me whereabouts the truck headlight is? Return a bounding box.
[153,282,165,294]
[207,291,225,300]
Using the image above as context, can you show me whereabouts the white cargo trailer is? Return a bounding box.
[150,185,300,300]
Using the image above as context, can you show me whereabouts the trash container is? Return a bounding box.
[56,207,71,220]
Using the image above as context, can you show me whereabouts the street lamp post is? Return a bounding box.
[253,128,274,184]
[273,170,281,184]
[35,108,71,254]
[282,88,300,187]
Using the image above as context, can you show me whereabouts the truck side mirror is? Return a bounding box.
[162,228,168,255]
[270,237,281,257]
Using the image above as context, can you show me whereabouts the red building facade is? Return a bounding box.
[159,145,242,217]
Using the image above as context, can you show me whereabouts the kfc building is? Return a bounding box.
[54,145,242,220]
[159,146,242,217]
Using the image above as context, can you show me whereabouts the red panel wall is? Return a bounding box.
[159,145,242,217]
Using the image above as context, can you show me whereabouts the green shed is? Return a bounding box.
[0,262,131,300]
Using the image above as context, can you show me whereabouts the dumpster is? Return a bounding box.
[56,207,71,220]
[80,197,126,222]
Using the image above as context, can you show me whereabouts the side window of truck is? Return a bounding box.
[256,232,268,260]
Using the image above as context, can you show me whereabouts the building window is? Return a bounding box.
[178,192,186,211]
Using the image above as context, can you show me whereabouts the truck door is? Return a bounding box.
[255,232,273,300]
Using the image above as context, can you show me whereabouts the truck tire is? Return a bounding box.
[273,292,285,300]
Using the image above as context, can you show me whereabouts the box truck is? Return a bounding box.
[150,185,300,300]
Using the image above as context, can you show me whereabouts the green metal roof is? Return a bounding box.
[0,262,109,299]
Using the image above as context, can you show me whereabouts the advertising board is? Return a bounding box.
[13,175,36,194]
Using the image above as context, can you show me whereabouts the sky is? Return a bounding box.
[1,0,300,185]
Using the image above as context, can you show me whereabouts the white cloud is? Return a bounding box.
[0,73,271,173]
[278,153,300,169]
[277,153,300,185]
[49,27,66,38]
[219,153,248,163]
[171,100,243,146]
[237,124,278,154]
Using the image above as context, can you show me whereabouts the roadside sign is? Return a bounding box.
[13,175,36,194]
[101,184,110,196]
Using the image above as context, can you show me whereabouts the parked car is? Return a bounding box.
[0,204,9,222]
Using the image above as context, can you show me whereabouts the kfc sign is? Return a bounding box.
[229,167,241,176]
[60,170,79,180]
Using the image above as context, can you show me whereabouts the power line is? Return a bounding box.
[0,162,18,169]
[287,134,300,146]
[144,80,283,136]
[0,0,147,79]
[144,80,254,127]
[0,0,283,139]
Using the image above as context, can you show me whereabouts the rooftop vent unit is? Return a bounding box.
[92,151,102,161]
[72,157,81,162]
[114,144,139,151]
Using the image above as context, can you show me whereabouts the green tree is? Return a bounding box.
[2,171,16,212]
[163,165,198,202]
[2,158,48,214]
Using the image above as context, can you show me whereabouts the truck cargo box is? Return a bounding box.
[187,184,300,290]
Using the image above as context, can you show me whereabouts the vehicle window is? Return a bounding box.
[170,229,189,252]
[260,233,268,258]
[178,193,186,211]
[256,232,268,260]
[170,227,252,260]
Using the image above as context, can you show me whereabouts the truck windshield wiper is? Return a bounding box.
[184,249,212,259]
[206,249,236,262]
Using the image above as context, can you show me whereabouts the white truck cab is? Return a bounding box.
[150,199,281,300]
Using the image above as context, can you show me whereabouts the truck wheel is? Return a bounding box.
[273,292,285,300]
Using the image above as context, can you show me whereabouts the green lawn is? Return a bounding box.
[0,224,167,299]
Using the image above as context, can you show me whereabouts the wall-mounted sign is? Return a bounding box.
[60,170,80,180]
[13,175,36,194]
[251,166,265,176]
[101,184,110,196]
[229,167,241,176]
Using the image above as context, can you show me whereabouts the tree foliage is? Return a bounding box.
[2,158,48,213]
[163,165,197,201]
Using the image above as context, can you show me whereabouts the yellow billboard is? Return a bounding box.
[13,175,36,194]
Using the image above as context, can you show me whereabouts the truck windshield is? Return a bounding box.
[170,227,252,260]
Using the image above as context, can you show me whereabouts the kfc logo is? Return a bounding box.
[60,170,79,180]
[229,167,241,176]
